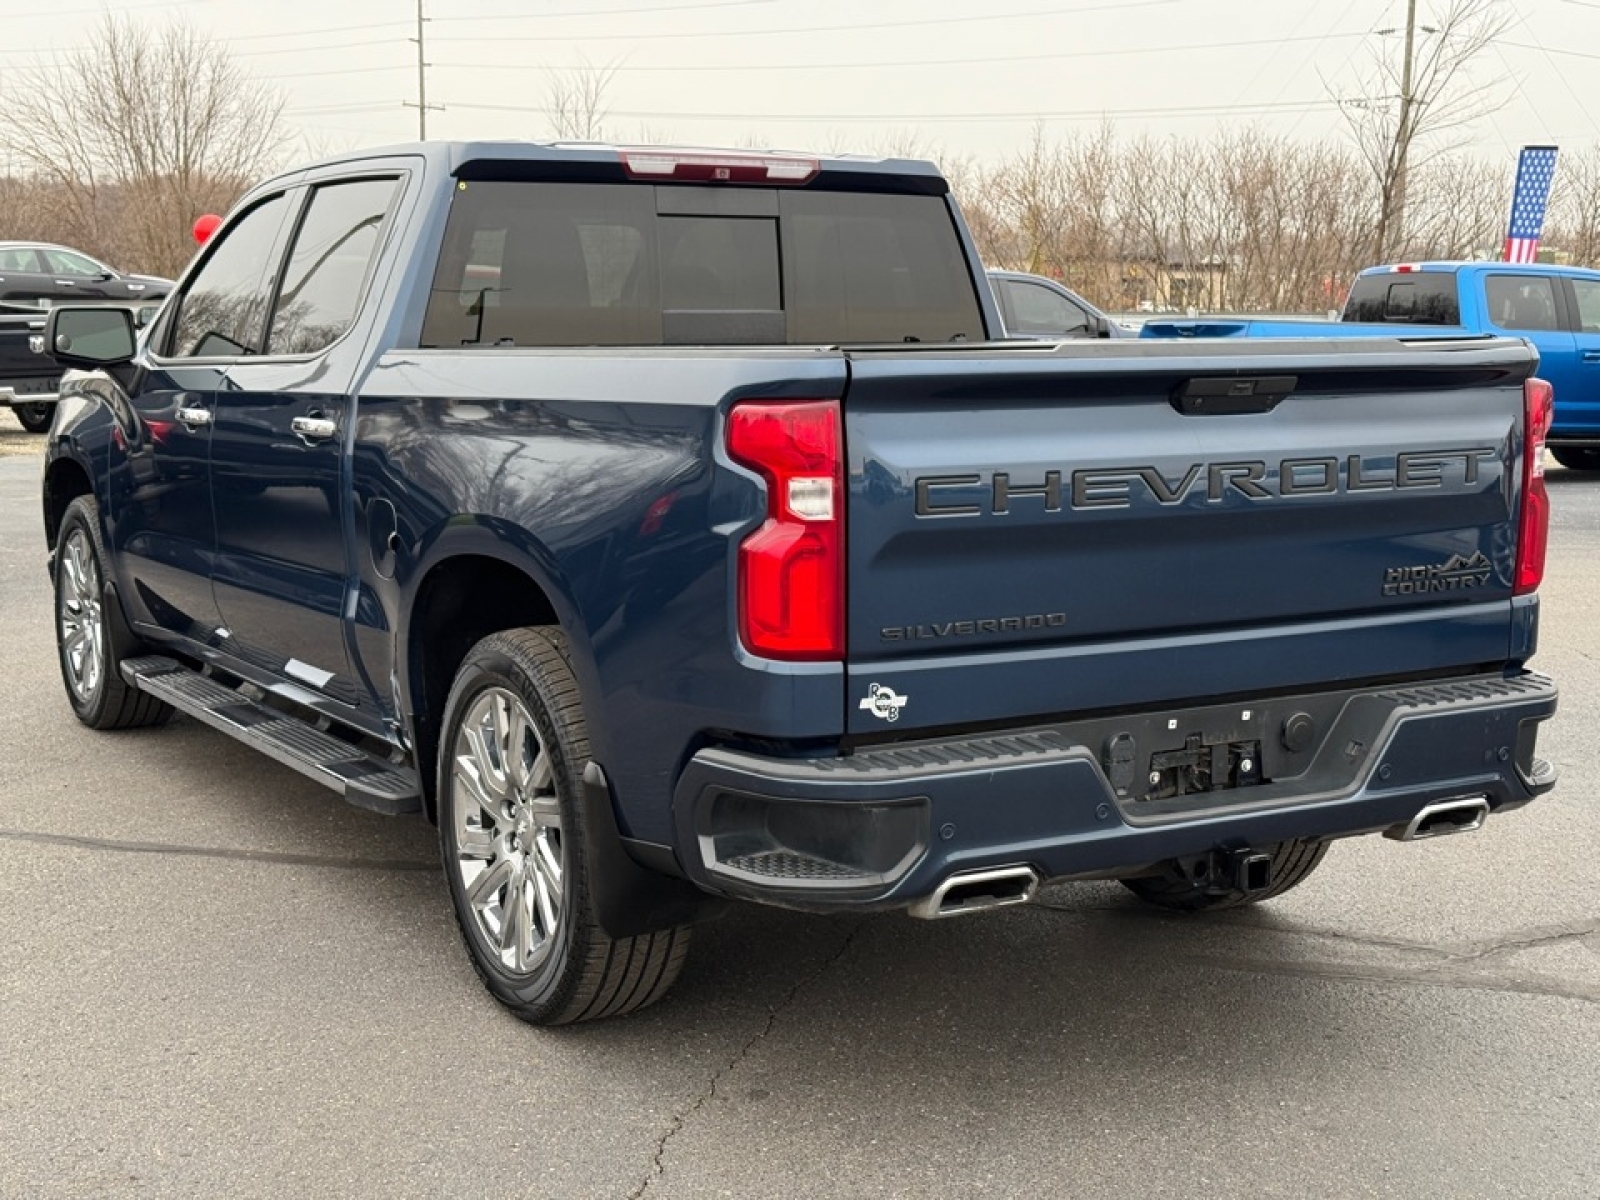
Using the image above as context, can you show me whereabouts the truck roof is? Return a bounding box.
[1358,260,1600,280]
[268,140,948,192]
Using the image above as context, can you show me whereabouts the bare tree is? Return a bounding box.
[1547,146,1600,266]
[0,16,288,277]
[547,60,620,141]
[1333,0,1510,262]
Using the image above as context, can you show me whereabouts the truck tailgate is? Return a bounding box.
[842,338,1535,735]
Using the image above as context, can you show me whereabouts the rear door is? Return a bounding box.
[841,338,1532,735]
[1478,271,1575,402]
[0,247,52,307]
[210,173,403,707]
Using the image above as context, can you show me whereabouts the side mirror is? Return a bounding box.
[44,305,136,369]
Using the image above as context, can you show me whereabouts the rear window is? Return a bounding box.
[1342,273,1460,325]
[419,181,982,347]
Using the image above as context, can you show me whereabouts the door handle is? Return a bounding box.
[175,406,212,428]
[291,415,338,442]
[1582,350,1600,363]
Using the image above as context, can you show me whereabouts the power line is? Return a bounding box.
[1501,39,1600,62]
[430,31,1364,75]
[214,20,413,43]
[430,0,1179,43]
[433,0,781,23]
[441,97,1341,125]
[0,22,412,61]
[7,0,205,16]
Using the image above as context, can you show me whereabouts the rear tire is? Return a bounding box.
[54,496,173,730]
[13,402,55,434]
[1120,838,1330,912]
[438,627,692,1025]
[1549,446,1600,472]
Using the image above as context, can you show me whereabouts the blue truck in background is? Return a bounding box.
[1142,261,1600,471]
[37,143,1559,1024]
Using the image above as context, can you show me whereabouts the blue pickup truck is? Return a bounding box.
[1142,261,1600,471]
[39,143,1558,1024]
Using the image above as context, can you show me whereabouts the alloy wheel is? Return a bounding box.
[449,687,565,975]
[57,527,105,704]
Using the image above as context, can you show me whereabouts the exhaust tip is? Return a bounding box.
[1385,796,1491,842]
[908,865,1040,920]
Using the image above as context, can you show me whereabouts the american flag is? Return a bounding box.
[1504,146,1559,264]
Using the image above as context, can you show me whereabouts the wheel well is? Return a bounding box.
[408,554,560,821]
[43,458,93,549]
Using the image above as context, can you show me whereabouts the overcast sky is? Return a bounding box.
[2,0,1595,168]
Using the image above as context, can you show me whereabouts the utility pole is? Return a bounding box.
[404,0,442,139]
[1389,0,1419,258]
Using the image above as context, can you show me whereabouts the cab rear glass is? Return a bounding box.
[1342,273,1461,325]
[419,181,983,347]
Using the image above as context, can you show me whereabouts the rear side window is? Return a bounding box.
[1342,273,1460,325]
[1484,274,1561,332]
[420,180,981,347]
[267,177,398,356]
[168,193,292,358]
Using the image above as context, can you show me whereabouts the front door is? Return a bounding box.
[112,192,296,645]
[209,176,401,709]
[1559,275,1600,440]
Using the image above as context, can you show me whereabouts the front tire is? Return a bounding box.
[438,627,692,1025]
[13,402,55,434]
[54,496,172,729]
[1120,838,1330,912]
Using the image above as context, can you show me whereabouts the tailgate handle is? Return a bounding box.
[1173,375,1297,415]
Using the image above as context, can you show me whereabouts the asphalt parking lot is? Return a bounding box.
[0,411,1595,1199]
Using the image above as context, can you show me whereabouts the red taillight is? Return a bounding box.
[726,400,844,661]
[1515,377,1554,595]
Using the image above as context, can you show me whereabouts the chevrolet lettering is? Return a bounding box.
[914,448,1498,516]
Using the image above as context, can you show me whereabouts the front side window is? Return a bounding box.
[267,177,398,356]
[1003,279,1088,335]
[1485,274,1561,333]
[168,194,291,359]
[1569,278,1600,333]
[42,248,104,277]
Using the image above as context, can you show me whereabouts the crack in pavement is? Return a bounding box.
[1195,952,1600,1005]
[1034,898,1600,966]
[1031,899,1459,959]
[627,918,866,1200]
[1031,898,1600,1002]
[0,827,437,872]
[1442,919,1600,963]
